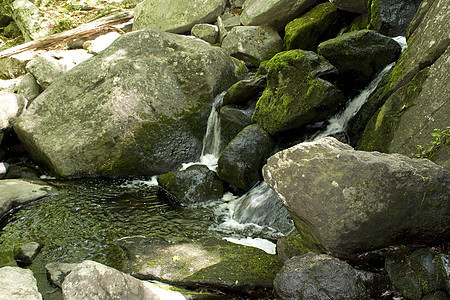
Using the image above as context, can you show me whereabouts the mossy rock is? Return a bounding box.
[284,2,339,51]
[223,75,266,106]
[219,106,253,146]
[252,49,343,135]
[118,236,281,296]
[385,252,423,299]
[410,248,445,294]
[276,230,322,265]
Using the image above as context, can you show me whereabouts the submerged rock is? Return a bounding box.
[118,236,281,295]
[0,266,42,299]
[62,260,185,300]
[133,0,226,33]
[263,137,450,255]
[14,28,244,178]
[274,253,369,300]
[157,165,224,206]
[252,50,343,135]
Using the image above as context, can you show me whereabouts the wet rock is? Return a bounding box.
[276,231,321,265]
[0,179,52,218]
[284,2,339,51]
[436,254,450,294]
[422,291,450,300]
[329,0,367,13]
[221,25,282,67]
[17,73,41,102]
[62,260,185,300]
[0,266,42,299]
[45,262,77,288]
[217,124,275,191]
[263,137,450,255]
[317,29,401,94]
[133,0,226,33]
[410,248,444,294]
[15,28,245,178]
[252,50,343,135]
[14,242,43,266]
[157,165,224,206]
[5,164,39,179]
[219,106,253,146]
[223,75,266,106]
[118,236,281,295]
[274,252,369,300]
[191,24,219,44]
[240,0,318,31]
[355,269,390,299]
[385,252,422,299]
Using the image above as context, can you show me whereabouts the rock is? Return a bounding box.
[118,236,281,295]
[221,25,282,67]
[252,50,343,135]
[385,252,422,299]
[223,75,266,106]
[0,266,42,299]
[217,124,275,191]
[240,0,318,31]
[15,28,245,178]
[0,51,39,80]
[45,262,77,288]
[84,31,122,54]
[13,242,43,266]
[62,260,186,300]
[191,24,219,44]
[422,291,450,300]
[26,50,93,89]
[436,254,450,294]
[329,0,367,13]
[0,162,10,179]
[17,73,41,101]
[355,269,390,299]
[219,106,253,146]
[410,248,444,294]
[368,0,422,37]
[276,231,321,265]
[216,16,228,44]
[317,29,401,94]
[0,179,52,218]
[11,0,50,41]
[284,2,339,51]
[4,21,21,38]
[221,15,241,30]
[230,0,245,9]
[274,253,369,300]
[157,165,224,206]
[356,0,450,170]
[0,92,27,133]
[133,0,226,33]
[4,165,39,179]
[263,137,450,255]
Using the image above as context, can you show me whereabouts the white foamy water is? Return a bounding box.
[223,237,277,254]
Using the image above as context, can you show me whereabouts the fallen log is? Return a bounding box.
[0,10,133,59]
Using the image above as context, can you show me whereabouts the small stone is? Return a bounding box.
[14,242,43,265]
[45,262,78,288]
[191,24,219,44]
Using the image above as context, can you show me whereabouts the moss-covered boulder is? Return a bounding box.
[14,28,245,178]
[217,124,275,191]
[317,29,401,94]
[385,252,423,300]
[118,236,281,296]
[276,230,321,265]
[157,165,224,206]
[252,50,344,135]
[284,2,339,51]
[219,106,253,146]
[223,75,266,106]
[263,137,450,255]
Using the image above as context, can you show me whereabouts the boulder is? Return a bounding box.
[191,24,219,44]
[223,75,266,106]
[356,0,450,170]
[84,32,122,54]
[317,30,401,94]
[0,92,27,133]
[11,0,50,42]
[118,236,281,295]
[14,28,245,178]
[0,179,52,218]
[385,252,423,299]
[0,51,39,80]
[329,0,367,13]
[368,0,422,37]
[133,0,226,33]
[17,73,41,101]
[13,242,43,266]
[217,124,275,191]
[263,137,450,255]
[0,266,42,299]
[219,106,253,146]
[240,0,318,31]
[45,262,78,288]
[274,253,369,300]
[221,26,283,67]
[157,164,224,205]
[436,254,450,293]
[252,50,343,135]
[284,2,339,51]
[355,269,390,299]
[62,260,185,300]
[26,50,93,89]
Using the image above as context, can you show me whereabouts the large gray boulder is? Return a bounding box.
[133,0,226,33]
[240,0,318,31]
[221,25,282,67]
[62,260,185,300]
[252,50,344,135]
[263,137,450,255]
[274,253,369,300]
[0,266,42,299]
[14,28,244,178]
[0,179,52,218]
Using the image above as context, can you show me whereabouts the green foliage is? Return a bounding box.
[52,19,74,34]
[416,126,450,159]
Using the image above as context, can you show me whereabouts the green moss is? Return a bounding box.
[367,0,381,32]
